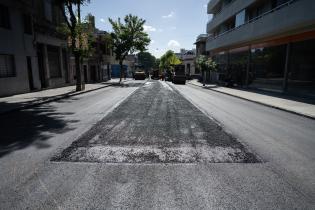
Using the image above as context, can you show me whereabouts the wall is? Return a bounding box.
[0,2,41,96]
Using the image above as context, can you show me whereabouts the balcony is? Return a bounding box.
[207,0,257,34]
[207,0,221,14]
[206,0,315,51]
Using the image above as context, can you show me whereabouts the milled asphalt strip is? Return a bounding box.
[188,82,315,120]
[53,80,259,164]
[0,84,112,115]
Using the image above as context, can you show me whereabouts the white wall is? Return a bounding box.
[0,3,40,96]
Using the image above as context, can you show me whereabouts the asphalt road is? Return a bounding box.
[0,80,314,209]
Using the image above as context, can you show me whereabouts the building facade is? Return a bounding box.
[176,49,198,78]
[68,15,113,84]
[195,34,211,81]
[0,0,70,97]
[206,0,315,96]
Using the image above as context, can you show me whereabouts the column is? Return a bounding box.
[283,43,291,92]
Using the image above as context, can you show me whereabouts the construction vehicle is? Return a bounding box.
[172,65,186,84]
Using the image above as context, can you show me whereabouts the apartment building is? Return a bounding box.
[206,0,315,96]
[0,0,69,97]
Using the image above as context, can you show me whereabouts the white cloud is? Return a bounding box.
[150,40,155,44]
[204,4,207,8]
[162,11,175,18]
[100,18,106,23]
[170,26,177,30]
[143,25,156,32]
[168,40,181,48]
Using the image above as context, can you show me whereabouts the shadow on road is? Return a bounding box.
[0,101,77,158]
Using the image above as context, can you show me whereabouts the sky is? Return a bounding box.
[81,0,210,58]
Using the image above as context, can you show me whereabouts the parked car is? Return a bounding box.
[172,65,186,84]
[134,71,146,80]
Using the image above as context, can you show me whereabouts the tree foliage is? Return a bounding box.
[137,52,156,70]
[109,14,150,82]
[159,50,181,71]
[55,0,91,91]
[196,55,217,72]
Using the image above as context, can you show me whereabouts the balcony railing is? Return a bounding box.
[208,0,237,22]
[208,0,298,42]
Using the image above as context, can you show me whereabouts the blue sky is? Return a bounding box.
[81,0,210,58]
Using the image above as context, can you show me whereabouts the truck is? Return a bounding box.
[134,71,146,80]
[172,65,186,84]
[151,69,160,80]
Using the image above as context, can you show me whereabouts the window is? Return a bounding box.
[44,0,52,22]
[235,9,246,27]
[23,14,32,34]
[47,46,62,78]
[0,4,10,29]
[0,54,15,78]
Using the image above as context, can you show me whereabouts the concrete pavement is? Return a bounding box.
[0,78,135,115]
[0,83,112,114]
[188,79,315,119]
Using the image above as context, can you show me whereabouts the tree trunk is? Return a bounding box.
[119,61,123,83]
[71,31,82,92]
[75,51,82,91]
[77,4,85,91]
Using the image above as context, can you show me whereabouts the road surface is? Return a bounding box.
[0,80,314,209]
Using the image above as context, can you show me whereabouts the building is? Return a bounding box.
[110,55,137,79]
[195,34,210,81]
[0,0,70,97]
[195,34,208,57]
[69,15,113,84]
[206,0,315,96]
[175,49,198,78]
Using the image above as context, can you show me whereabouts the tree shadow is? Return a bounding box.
[0,101,78,158]
[110,83,144,88]
[0,91,79,114]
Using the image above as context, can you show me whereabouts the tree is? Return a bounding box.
[196,55,217,85]
[159,50,181,72]
[154,58,160,69]
[137,52,156,71]
[196,55,217,72]
[109,14,151,82]
[55,0,90,91]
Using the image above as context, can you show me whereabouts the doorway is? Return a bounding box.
[83,65,88,83]
[37,44,46,88]
[90,65,96,82]
[26,56,35,90]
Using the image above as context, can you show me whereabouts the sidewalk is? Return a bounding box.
[0,83,111,114]
[188,80,315,119]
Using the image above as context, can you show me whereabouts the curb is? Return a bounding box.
[0,84,111,115]
[188,82,315,120]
